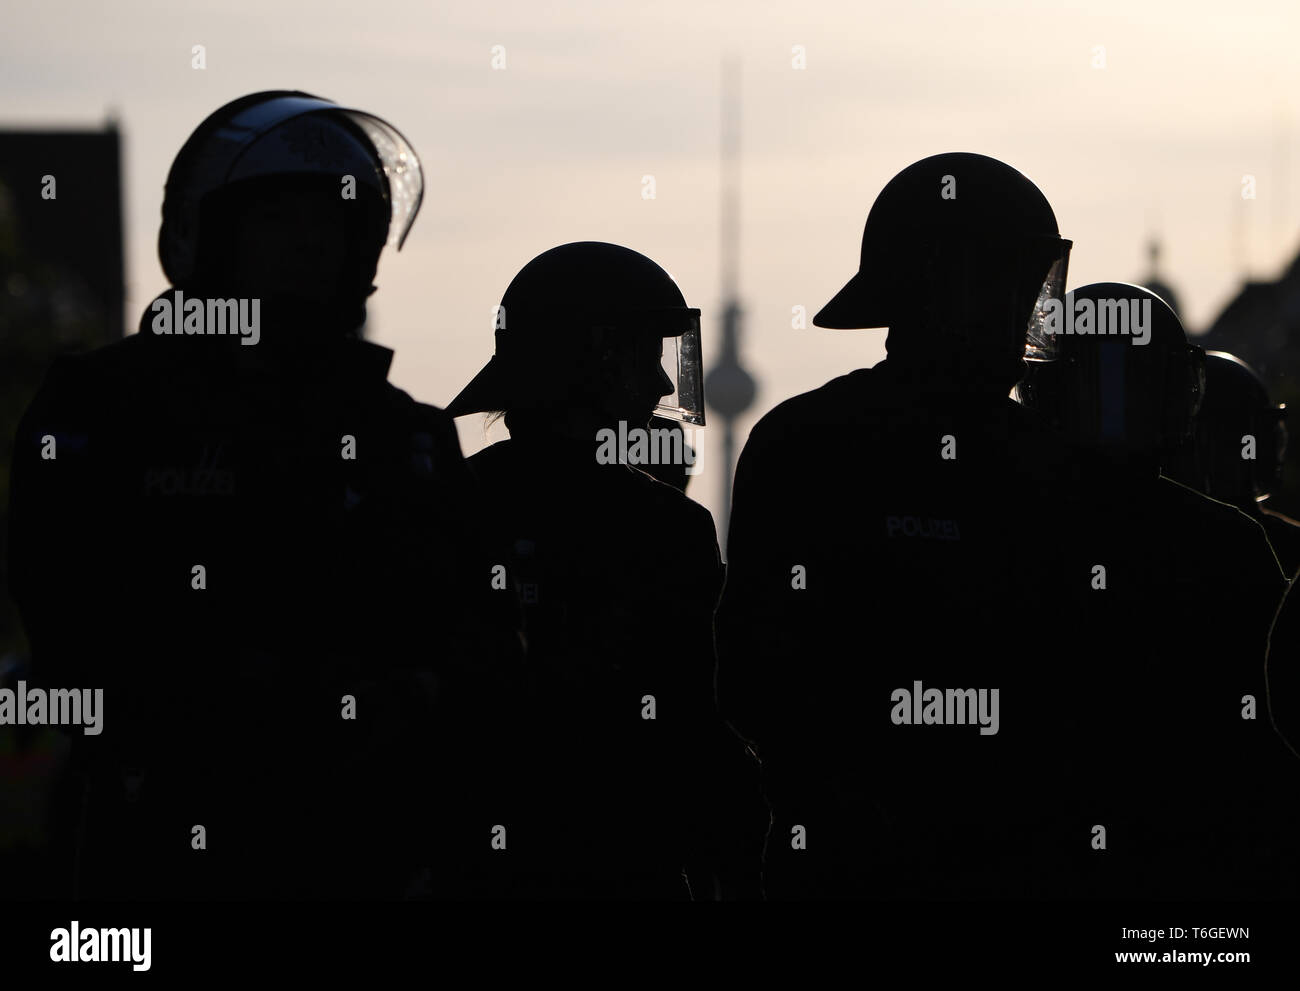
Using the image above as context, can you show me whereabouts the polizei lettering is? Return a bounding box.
[885,515,960,540]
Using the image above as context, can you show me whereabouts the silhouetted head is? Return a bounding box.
[815,152,1070,396]
[1163,350,1286,506]
[1018,282,1204,471]
[159,90,422,348]
[447,241,705,435]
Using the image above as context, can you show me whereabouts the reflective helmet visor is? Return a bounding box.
[649,308,706,425]
[1025,246,1071,362]
[162,92,423,285]
[217,97,422,250]
[591,308,704,425]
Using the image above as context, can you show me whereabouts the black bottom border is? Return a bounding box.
[1,897,1290,980]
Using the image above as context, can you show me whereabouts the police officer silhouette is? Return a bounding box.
[1163,350,1300,576]
[8,91,518,899]
[1020,283,1295,897]
[448,241,765,899]
[715,152,1075,899]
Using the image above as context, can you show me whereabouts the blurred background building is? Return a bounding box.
[0,121,124,897]
[1,121,124,659]
[1188,242,1300,519]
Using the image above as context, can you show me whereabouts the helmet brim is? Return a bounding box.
[446,355,515,418]
[813,271,887,330]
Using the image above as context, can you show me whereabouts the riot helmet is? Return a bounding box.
[1017,282,1205,457]
[447,241,706,427]
[157,90,422,335]
[1165,351,1287,503]
[815,153,1070,390]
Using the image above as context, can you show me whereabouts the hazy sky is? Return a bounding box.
[5,0,1299,538]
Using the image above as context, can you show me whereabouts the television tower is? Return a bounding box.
[704,58,757,553]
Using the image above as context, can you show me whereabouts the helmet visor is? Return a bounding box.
[206,96,423,251]
[650,310,706,425]
[337,110,423,250]
[1025,244,1071,362]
